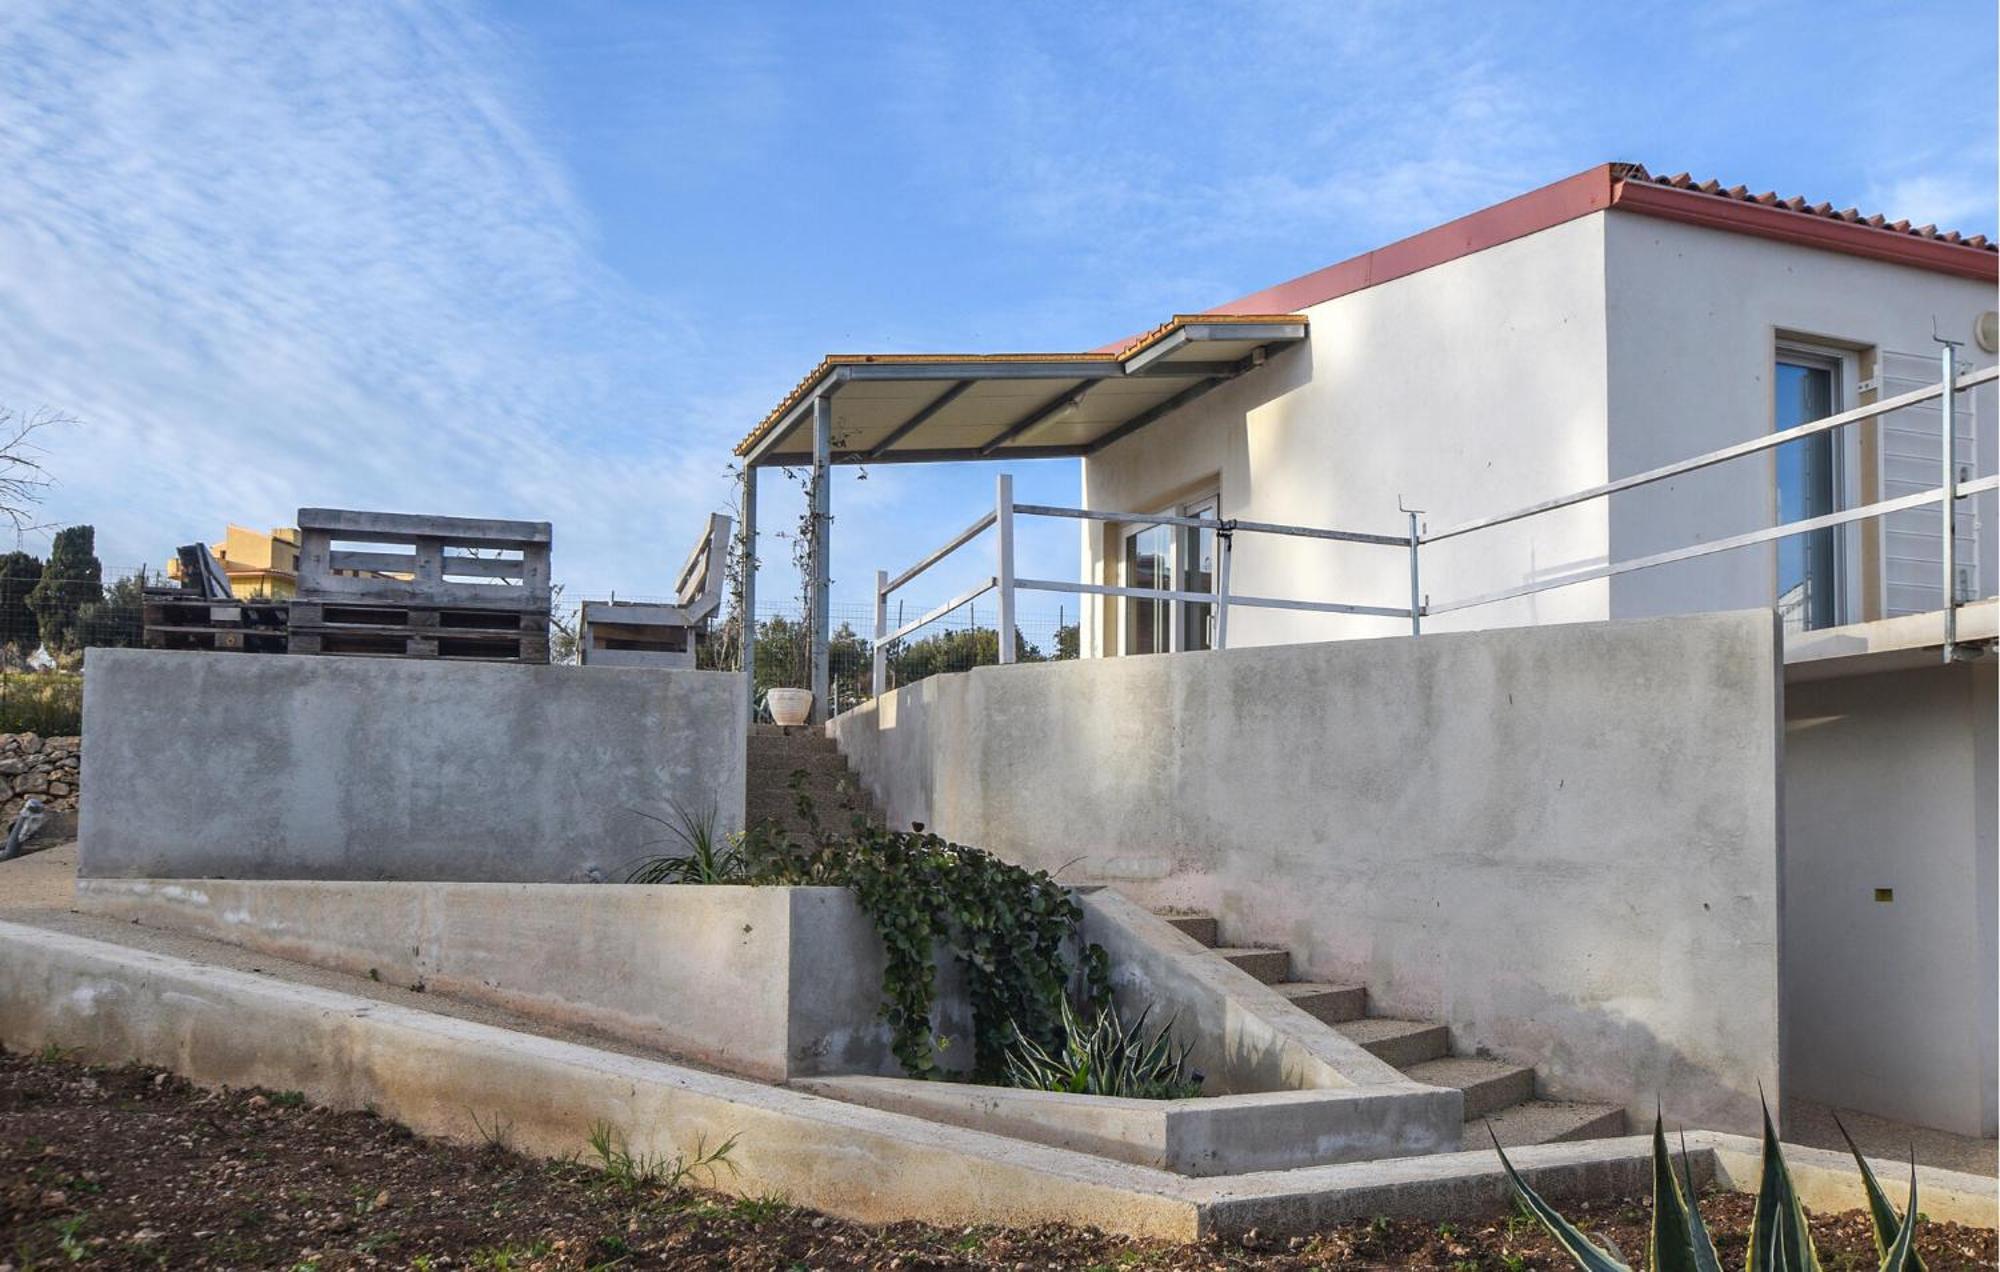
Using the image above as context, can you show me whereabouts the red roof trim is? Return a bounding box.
[1207,165,1620,318]
[1205,162,1995,319]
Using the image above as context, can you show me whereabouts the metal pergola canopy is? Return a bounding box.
[734,314,1308,467]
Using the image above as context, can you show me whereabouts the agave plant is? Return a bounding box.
[1003,997,1203,1101]
[1495,1099,1923,1271]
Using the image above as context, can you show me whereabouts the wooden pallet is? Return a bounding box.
[142,592,289,654]
[289,600,549,664]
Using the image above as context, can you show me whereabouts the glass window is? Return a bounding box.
[1774,356,1840,632]
[1123,523,1172,655]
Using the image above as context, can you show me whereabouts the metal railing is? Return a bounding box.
[872,476,1418,693]
[1422,348,1995,660]
[870,349,1998,692]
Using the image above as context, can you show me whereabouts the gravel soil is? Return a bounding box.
[2,1048,1994,1270]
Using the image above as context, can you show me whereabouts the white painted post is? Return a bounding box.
[810,396,833,719]
[1214,530,1232,649]
[996,473,1016,664]
[872,568,888,696]
[1940,342,1959,661]
[739,464,758,714]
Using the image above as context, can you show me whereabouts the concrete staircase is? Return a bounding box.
[1158,911,1626,1148]
[747,723,879,837]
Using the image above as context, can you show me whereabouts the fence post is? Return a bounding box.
[1940,341,1959,662]
[1214,529,1233,649]
[996,473,1016,664]
[1406,509,1423,636]
[872,569,888,697]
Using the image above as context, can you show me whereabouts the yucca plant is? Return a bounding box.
[622,800,750,884]
[1494,1099,1923,1271]
[1003,997,1203,1100]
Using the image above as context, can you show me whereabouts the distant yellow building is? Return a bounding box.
[168,525,300,599]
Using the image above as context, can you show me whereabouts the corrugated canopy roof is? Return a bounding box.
[735,314,1307,466]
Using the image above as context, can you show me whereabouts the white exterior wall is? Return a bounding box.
[1781,661,1997,1137]
[1079,214,1613,656]
[1080,210,1995,654]
[1602,214,1997,622]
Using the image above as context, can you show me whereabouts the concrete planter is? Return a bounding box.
[76,878,969,1083]
[766,687,814,727]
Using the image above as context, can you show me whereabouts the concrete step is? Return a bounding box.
[748,752,856,781]
[1404,1055,1537,1120]
[1273,981,1367,1025]
[1475,1100,1627,1148]
[1333,1017,1451,1067]
[1213,947,1291,985]
[1158,913,1219,947]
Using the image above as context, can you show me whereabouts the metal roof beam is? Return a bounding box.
[862,379,973,460]
[1083,377,1226,456]
[977,380,1097,457]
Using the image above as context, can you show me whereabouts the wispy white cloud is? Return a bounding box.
[0,0,735,594]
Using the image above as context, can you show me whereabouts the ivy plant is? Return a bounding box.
[723,775,1107,1080]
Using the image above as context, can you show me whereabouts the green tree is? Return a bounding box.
[27,525,102,653]
[0,551,43,652]
[77,573,145,649]
[1052,623,1079,660]
[885,625,1043,689]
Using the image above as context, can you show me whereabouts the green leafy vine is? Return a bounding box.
[711,776,1108,1081]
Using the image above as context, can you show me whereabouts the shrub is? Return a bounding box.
[0,671,81,735]
[1496,1100,1923,1271]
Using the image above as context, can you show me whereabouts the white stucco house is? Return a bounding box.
[735,162,1997,1139]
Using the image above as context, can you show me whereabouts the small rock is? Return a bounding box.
[41,1189,66,1207]
[370,1189,390,1211]
[247,1094,269,1108]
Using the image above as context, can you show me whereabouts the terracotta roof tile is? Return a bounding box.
[1611,163,1995,252]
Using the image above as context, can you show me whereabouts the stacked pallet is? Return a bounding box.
[288,509,552,664]
[141,588,289,654]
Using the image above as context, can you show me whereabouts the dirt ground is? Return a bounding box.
[2,1049,1995,1271]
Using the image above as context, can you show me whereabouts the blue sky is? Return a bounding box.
[0,0,1993,625]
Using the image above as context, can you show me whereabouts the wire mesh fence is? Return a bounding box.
[553,591,1080,716]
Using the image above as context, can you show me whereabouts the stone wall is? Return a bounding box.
[0,733,80,819]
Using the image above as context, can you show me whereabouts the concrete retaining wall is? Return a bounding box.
[79,648,746,883]
[831,611,1784,1133]
[1781,659,1997,1137]
[74,878,968,1082]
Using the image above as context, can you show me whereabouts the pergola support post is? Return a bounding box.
[996,473,1016,664]
[739,464,759,716]
[810,395,833,721]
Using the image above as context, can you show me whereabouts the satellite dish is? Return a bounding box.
[1977,311,1999,354]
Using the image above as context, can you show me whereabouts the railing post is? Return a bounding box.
[872,569,888,697]
[1406,508,1423,636]
[996,473,1016,664]
[1940,341,1959,662]
[1214,528,1233,649]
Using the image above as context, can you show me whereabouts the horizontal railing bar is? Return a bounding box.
[881,578,998,645]
[1014,503,1410,546]
[883,510,998,596]
[1428,480,1984,616]
[1227,517,1412,548]
[1424,365,2000,544]
[1015,503,1218,530]
[1016,577,1412,620]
